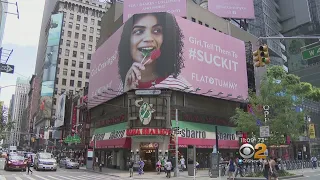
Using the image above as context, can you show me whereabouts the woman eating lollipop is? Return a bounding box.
[118,12,193,92]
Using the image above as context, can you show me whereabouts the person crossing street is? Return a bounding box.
[27,156,33,175]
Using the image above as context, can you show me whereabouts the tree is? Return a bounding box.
[231,66,318,146]
[0,105,15,141]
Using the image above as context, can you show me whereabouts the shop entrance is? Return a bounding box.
[140,143,158,171]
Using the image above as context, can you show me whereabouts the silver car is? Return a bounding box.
[34,152,57,171]
[59,158,79,169]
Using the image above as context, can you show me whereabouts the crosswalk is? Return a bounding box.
[0,173,125,180]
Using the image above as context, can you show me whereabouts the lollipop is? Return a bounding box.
[143,49,161,65]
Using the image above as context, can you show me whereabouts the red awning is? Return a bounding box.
[178,138,239,149]
[89,137,131,149]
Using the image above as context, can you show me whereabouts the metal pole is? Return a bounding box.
[92,135,96,170]
[174,109,179,177]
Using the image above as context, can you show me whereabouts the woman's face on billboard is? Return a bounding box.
[130,14,163,64]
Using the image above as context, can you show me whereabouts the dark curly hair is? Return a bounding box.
[118,12,185,84]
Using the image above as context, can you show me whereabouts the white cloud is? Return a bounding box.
[2,0,45,46]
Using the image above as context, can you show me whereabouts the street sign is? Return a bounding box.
[259,126,270,138]
[0,63,14,74]
[301,45,320,60]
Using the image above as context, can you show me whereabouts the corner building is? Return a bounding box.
[89,0,259,171]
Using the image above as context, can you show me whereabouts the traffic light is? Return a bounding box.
[253,45,271,67]
[252,49,261,67]
[259,45,270,66]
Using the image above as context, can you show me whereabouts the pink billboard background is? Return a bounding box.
[208,0,255,19]
[88,13,248,109]
[123,0,187,22]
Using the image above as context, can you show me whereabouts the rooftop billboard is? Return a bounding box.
[88,12,248,109]
[208,0,255,19]
[123,0,187,22]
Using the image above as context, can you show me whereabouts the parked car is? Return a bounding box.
[34,152,57,171]
[59,158,80,169]
[4,155,27,171]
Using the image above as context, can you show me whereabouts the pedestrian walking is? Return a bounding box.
[129,160,134,177]
[138,159,144,175]
[165,159,172,178]
[227,157,236,180]
[269,157,279,180]
[311,156,317,169]
[262,158,270,180]
[27,157,33,175]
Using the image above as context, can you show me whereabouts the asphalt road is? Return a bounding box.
[0,168,123,180]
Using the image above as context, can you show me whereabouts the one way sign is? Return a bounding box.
[0,63,15,74]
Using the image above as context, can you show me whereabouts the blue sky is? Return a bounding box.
[0,0,44,107]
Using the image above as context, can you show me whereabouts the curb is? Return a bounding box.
[82,169,153,179]
[233,174,303,180]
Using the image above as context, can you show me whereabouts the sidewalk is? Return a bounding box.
[81,167,320,179]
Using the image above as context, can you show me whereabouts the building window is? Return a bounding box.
[90,19,95,25]
[59,48,62,54]
[68,22,73,28]
[57,58,61,64]
[87,54,91,60]
[71,70,75,76]
[80,52,84,59]
[77,81,82,88]
[66,40,71,46]
[88,44,92,51]
[54,88,58,95]
[89,36,93,42]
[86,72,90,79]
[70,13,74,20]
[76,24,80,30]
[83,25,87,32]
[85,82,89,87]
[74,41,78,48]
[81,43,85,49]
[62,79,67,85]
[198,21,203,25]
[72,60,76,67]
[192,17,196,22]
[86,63,90,69]
[63,68,68,75]
[60,39,63,45]
[84,17,88,23]
[75,32,79,39]
[64,59,68,65]
[56,67,60,74]
[98,20,101,26]
[96,37,99,43]
[67,31,72,37]
[90,27,94,33]
[97,29,100,36]
[63,21,65,27]
[70,80,74,87]
[65,49,69,56]
[73,51,77,57]
[78,71,83,78]
[79,62,83,68]
[82,34,86,40]
[69,90,74,95]
[77,15,81,21]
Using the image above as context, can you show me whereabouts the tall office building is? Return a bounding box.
[247,0,288,71]
[34,0,110,131]
[10,78,30,146]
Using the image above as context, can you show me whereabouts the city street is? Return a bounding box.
[0,168,122,180]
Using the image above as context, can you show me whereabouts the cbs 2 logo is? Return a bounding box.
[239,143,267,159]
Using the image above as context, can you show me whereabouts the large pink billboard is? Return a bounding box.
[208,0,255,19]
[123,0,187,22]
[88,12,248,109]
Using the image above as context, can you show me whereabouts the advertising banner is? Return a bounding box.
[41,13,63,97]
[54,92,66,127]
[88,12,248,109]
[123,0,187,22]
[208,0,255,19]
[309,123,316,139]
[71,107,77,135]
